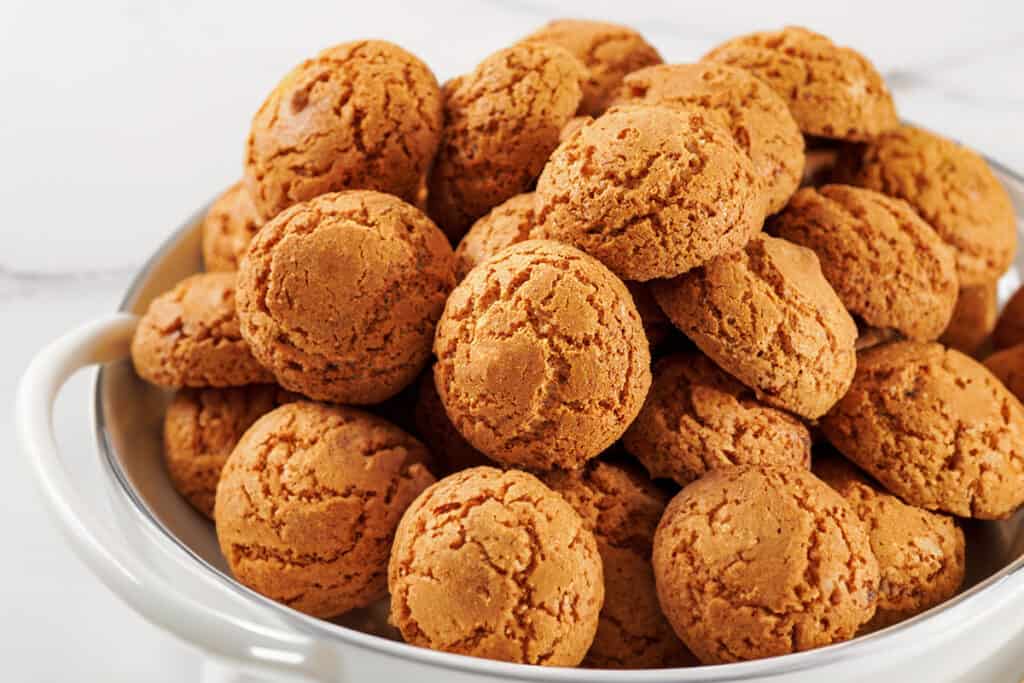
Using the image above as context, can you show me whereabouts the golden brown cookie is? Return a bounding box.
[388,466,604,666]
[433,240,651,470]
[236,191,455,404]
[771,185,959,340]
[164,384,297,518]
[821,340,1024,519]
[653,235,857,419]
[427,43,585,240]
[703,26,897,141]
[215,402,435,618]
[536,104,766,281]
[993,283,1024,350]
[623,352,812,485]
[814,455,966,630]
[412,369,491,475]
[559,115,593,142]
[453,193,538,281]
[941,283,998,355]
[201,181,264,272]
[625,281,673,350]
[614,62,804,213]
[131,273,274,388]
[834,125,1017,285]
[244,40,442,219]
[541,461,696,669]
[653,465,879,664]
[984,343,1024,403]
[520,19,662,116]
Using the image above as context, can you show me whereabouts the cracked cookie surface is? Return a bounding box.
[202,181,265,272]
[454,193,539,281]
[387,466,604,666]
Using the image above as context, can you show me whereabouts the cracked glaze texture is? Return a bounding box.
[652,465,879,664]
[215,401,434,619]
[821,341,1024,519]
[201,181,265,272]
[236,190,455,404]
[388,467,603,666]
[433,240,651,470]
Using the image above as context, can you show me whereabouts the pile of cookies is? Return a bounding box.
[129,20,1023,669]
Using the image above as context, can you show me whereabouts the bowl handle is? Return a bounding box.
[16,315,343,682]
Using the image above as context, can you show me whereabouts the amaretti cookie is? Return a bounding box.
[201,181,264,272]
[814,455,966,630]
[388,467,604,666]
[131,272,273,388]
[652,235,858,419]
[652,465,879,664]
[520,19,662,116]
[625,281,673,349]
[771,185,958,340]
[541,461,696,669]
[614,62,804,213]
[623,351,812,486]
[433,240,651,470]
[821,341,1024,519]
[412,370,491,475]
[164,384,297,517]
[244,40,442,218]
[703,26,897,141]
[236,190,456,404]
[427,43,585,240]
[984,344,1024,403]
[536,104,766,281]
[834,125,1017,285]
[993,283,1024,350]
[215,402,435,618]
[941,283,998,355]
[453,193,538,281]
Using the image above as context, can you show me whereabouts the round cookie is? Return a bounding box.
[623,351,812,486]
[520,19,662,116]
[201,181,264,272]
[236,190,456,404]
[614,62,804,213]
[821,340,1024,519]
[559,115,593,142]
[834,125,1017,286]
[703,26,897,141]
[536,104,767,281]
[412,369,492,475]
[164,384,297,518]
[541,461,696,669]
[814,455,966,630]
[984,343,1024,403]
[652,234,858,420]
[427,43,585,240]
[433,240,651,470]
[652,465,879,664]
[244,40,442,219]
[453,193,538,281]
[941,283,998,355]
[215,401,435,618]
[388,466,604,666]
[771,185,959,341]
[131,272,274,388]
[993,283,1024,350]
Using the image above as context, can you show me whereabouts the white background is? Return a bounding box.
[2,0,1024,680]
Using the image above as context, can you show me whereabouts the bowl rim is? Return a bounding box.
[94,157,1024,680]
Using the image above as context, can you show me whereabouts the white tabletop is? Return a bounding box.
[4,0,1024,680]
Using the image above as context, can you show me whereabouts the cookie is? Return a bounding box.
[433,240,651,470]
[703,26,897,141]
[652,465,879,664]
[536,104,766,281]
[201,181,264,272]
[614,62,804,213]
[771,185,959,341]
[984,343,1024,403]
[427,43,585,240]
[941,283,998,355]
[623,351,812,486]
[559,115,593,142]
[993,283,1024,350]
[453,193,538,281]
[244,40,442,219]
[625,280,673,350]
[163,384,297,517]
[412,369,491,475]
[215,402,435,618]
[520,19,662,116]
[821,340,1024,519]
[388,467,604,666]
[131,272,274,388]
[834,125,1017,285]
[541,461,696,669]
[814,455,966,630]
[652,235,857,419]
[236,190,456,404]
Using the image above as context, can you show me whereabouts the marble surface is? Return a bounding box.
[3,0,1023,680]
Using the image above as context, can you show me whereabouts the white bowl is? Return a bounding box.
[17,161,1024,682]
